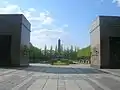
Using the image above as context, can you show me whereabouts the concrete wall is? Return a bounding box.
[90,17,101,68]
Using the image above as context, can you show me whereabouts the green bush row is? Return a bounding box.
[51,59,78,65]
[51,59,70,65]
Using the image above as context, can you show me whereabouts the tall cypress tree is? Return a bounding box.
[54,45,58,57]
[50,45,53,58]
[70,45,74,59]
[67,47,70,59]
[44,45,47,56]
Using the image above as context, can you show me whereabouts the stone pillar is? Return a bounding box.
[0,14,31,67]
[90,16,120,69]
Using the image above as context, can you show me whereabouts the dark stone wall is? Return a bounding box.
[0,35,11,66]
[20,15,31,66]
[100,16,120,68]
[0,14,30,66]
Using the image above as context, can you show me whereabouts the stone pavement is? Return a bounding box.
[0,64,120,90]
[99,69,120,77]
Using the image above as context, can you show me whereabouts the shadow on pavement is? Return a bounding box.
[23,65,105,74]
[0,64,105,74]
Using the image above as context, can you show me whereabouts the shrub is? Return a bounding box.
[51,59,70,65]
[69,60,74,64]
[62,59,69,64]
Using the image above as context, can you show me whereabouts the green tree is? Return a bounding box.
[66,47,70,59]
[70,45,73,53]
[54,45,58,57]
[29,46,41,63]
[77,45,91,58]
[39,49,42,59]
[60,44,63,54]
[50,45,53,59]
[44,45,47,56]
[69,45,73,60]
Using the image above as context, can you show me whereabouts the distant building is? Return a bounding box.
[58,39,61,53]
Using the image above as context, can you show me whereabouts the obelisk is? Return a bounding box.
[58,38,61,54]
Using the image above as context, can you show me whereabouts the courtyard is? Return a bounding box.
[0,64,119,90]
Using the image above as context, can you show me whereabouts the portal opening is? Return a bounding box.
[109,37,120,68]
[0,35,11,66]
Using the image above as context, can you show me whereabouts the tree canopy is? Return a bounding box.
[29,43,90,63]
[77,45,91,57]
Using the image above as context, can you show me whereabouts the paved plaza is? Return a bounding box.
[0,64,120,90]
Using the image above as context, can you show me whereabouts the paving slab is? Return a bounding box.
[99,69,120,77]
[0,64,119,90]
[28,79,47,90]
[43,79,57,90]
[75,79,95,90]
[65,80,80,90]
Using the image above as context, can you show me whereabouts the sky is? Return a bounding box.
[0,0,120,49]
